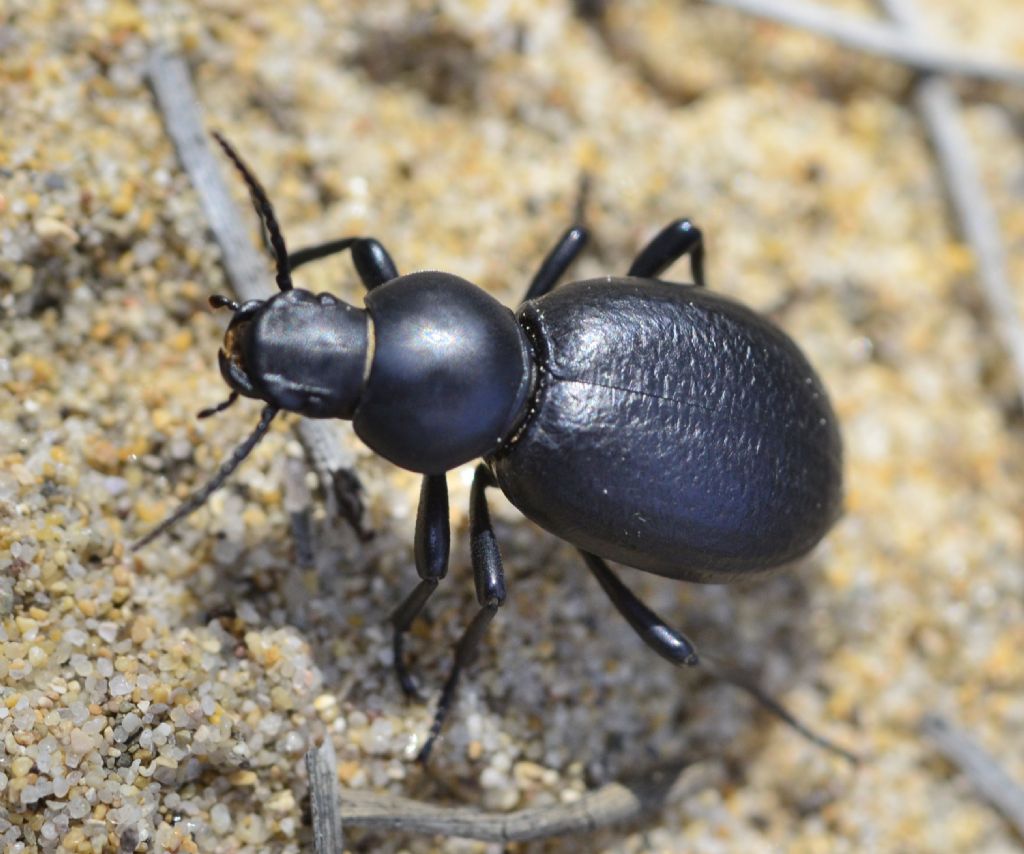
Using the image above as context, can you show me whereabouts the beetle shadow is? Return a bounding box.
[177,493,849,801]
[460,522,850,782]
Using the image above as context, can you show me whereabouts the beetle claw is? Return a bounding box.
[393,630,427,702]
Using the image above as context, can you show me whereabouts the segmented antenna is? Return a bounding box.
[212,131,293,292]
[197,391,239,419]
[132,405,279,550]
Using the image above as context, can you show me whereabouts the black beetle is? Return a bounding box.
[137,134,844,762]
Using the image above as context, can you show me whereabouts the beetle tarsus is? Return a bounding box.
[196,391,238,419]
[582,551,855,763]
[417,602,500,764]
[209,294,240,311]
[701,654,860,764]
[390,577,440,700]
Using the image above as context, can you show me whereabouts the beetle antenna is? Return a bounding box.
[212,131,293,293]
[132,405,279,551]
[701,654,861,764]
[196,391,239,419]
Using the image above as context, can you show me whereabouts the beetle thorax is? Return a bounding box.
[353,272,534,474]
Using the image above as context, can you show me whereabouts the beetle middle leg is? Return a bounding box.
[627,218,706,286]
[520,225,590,302]
[389,473,450,698]
[520,174,591,303]
[418,463,507,763]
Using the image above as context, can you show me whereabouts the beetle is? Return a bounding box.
[137,133,844,762]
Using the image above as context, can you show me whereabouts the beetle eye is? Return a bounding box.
[222,319,250,368]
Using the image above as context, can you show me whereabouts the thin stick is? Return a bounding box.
[875,0,1024,408]
[335,758,724,841]
[701,0,1024,87]
[306,738,344,853]
[878,11,1024,832]
[284,455,315,629]
[920,715,1024,839]
[145,49,370,537]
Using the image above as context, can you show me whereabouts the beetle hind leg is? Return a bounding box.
[580,551,699,666]
[581,551,858,762]
[627,219,706,286]
[417,464,507,763]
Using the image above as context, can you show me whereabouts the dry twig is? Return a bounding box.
[874,5,1024,837]
[870,0,1024,407]
[302,749,723,843]
[306,738,345,853]
[336,758,724,841]
[702,0,1024,87]
[921,715,1024,840]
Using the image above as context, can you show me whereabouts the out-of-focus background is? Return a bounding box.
[3,1,1024,851]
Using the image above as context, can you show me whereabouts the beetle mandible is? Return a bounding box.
[137,133,843,762]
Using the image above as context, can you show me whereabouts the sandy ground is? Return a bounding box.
[3,0,1024,851]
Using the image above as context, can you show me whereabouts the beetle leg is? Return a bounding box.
[286,237,358,271]
[582,553,858,762]
[520,225,590,303]
[417,464,506,763]
[390,474,450,699]
[351,239,400,289]
[287,237,399,289]
[580,551,699,666]
[627,218,706,286]
[520,174,591,303]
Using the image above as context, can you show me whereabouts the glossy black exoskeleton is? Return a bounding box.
[137,134,845,762]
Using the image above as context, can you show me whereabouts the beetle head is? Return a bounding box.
[134,132,356,550]
[215,289,368,419]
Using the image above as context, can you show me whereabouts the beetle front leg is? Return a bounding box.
[287,236,399,289]
[627,219,706,286]
[580,551,699,666]
[417,464,506,763]
[390,473,450,699]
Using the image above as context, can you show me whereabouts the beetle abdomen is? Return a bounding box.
[488,277,842,582]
